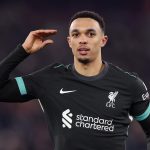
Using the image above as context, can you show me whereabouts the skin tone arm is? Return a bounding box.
[22,29,57,54]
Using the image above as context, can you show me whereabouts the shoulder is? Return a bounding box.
[50,63,71,70]
[108,62,147,92]
[29,62,72,76]
[108,63,139,81]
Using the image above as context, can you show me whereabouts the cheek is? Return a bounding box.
[91,40,101,49]
[69,42,77,55]
[70,40,78,50]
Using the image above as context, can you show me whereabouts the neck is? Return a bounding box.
[74,57,104,77]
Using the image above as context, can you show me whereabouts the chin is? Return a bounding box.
[78,58,91,64]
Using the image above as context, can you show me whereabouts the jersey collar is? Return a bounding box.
[71,61,109,81]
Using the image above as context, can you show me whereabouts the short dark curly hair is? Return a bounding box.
[69,10,105,33]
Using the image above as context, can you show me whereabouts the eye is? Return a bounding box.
[72,33,79,38]
[88,32,96,38]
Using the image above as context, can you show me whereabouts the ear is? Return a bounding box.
[67,36,72,48]
[101,35,108,47]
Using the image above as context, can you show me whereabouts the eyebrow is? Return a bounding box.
[71,29,79,33]
[86,29,96,32]
[71,28,96,33]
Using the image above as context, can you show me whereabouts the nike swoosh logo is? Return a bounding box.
[60,88,76,94]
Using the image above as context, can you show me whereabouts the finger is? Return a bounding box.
[33,30,57,38]
[34,29,57,35]
[42,39,54,48]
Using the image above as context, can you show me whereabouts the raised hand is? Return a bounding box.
[22,29,57,54]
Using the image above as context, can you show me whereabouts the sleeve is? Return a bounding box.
[0,76,36,102]
[0,44,58,102]
[0,44,37,102]
[129,77,150,121]
[129,77,150,149]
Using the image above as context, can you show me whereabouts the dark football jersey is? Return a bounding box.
[0,45,150,150]
[17,63,150,150]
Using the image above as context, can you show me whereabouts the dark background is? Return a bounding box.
[0,0,150,149]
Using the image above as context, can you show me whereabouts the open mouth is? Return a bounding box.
[77,48,90,55]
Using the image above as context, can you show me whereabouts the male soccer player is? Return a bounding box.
[0,11,150,150]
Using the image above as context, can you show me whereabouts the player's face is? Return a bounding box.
[68,18,108,64]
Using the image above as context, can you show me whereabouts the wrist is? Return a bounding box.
[22,44,31,54]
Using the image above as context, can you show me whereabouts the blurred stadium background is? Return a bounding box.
[0,0,150,149]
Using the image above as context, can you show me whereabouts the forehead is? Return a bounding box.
[69,18,101,32]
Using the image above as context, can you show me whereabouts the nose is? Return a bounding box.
[79,35,87,45]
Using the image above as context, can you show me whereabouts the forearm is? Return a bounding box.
[0,44,29,88]
[0,44,35,102]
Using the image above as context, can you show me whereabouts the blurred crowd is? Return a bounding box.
[0,101,52,150]
[0,0,150,150]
